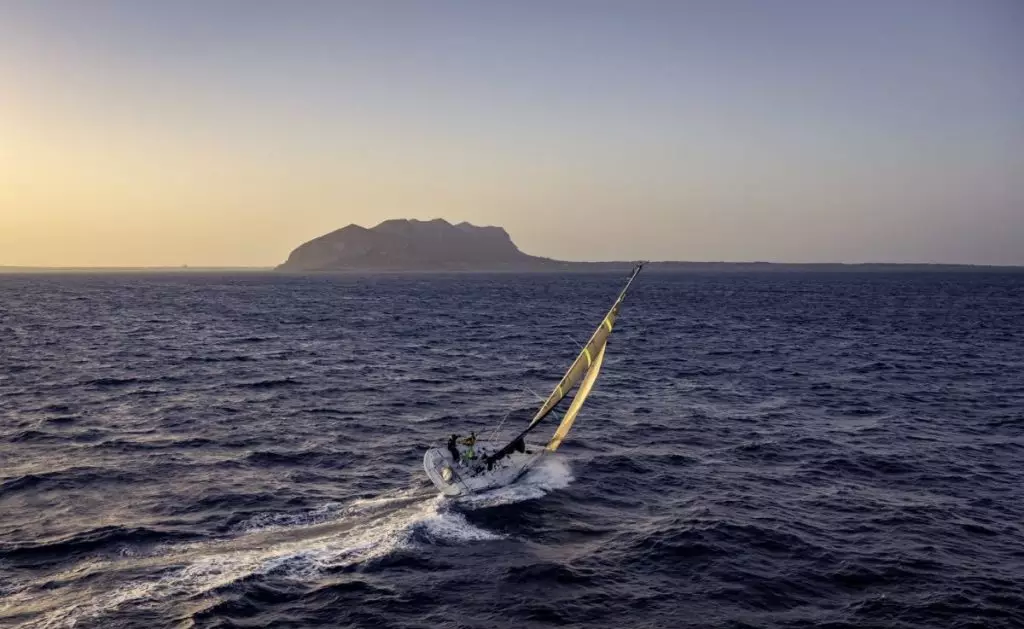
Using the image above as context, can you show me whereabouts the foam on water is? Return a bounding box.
[5,468,575,628]
[456,456,574,509]
[11,489,500,628]
[231,486,435,533]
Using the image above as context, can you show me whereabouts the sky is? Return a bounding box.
[1,0,1022,266]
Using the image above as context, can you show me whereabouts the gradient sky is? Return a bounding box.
[2,0,1022,266]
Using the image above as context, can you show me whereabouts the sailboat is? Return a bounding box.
[423,262,645,497]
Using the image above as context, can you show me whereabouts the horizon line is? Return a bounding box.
[2,261,1023,272]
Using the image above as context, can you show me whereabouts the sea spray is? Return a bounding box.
[454,455,574,509]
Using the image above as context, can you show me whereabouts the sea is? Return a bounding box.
[1,270,1022,629]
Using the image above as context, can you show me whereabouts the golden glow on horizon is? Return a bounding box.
[0,87,503,267]
[0,76,677,267]
[1,2,1020,268]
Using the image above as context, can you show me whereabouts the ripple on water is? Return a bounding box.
[0,271,1022,628]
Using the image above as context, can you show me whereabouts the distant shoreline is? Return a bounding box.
[3,262,1022,274]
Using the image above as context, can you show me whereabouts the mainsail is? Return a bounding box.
[487,262,644,463]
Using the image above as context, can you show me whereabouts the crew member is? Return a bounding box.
[446,434,460,463]
[459,431,477,461]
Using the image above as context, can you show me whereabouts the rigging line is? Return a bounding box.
[518,385,545,404]
[485,388,535,443]
[483,407,515,443]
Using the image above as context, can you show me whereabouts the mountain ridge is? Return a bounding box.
[276,218,559,271]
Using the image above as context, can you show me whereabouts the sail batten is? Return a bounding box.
[547,344,605,451]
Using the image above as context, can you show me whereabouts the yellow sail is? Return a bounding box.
[526,263,643,430]
[546,343,606,452]
[486,263,644,465]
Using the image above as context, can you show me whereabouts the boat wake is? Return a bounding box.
[2,488,478,628]
[3,467,573,629]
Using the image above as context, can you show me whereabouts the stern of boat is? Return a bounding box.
[423,448,464,496]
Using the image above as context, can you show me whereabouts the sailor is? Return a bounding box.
[459,431,477,462]
[446,434,460,463]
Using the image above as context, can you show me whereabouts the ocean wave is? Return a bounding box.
[0,466,142,497]
[82,375,182,388]
[5,429,66,444]
[0,525,199,565]
[238,377,303,389]
[183,354,256,363]
[94,436,215,451]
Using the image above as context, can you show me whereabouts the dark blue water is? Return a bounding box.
[1,271,1023,629]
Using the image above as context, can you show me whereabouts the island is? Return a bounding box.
[276,219,563,272]
[275,218,1022,273]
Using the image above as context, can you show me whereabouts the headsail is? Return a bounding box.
[487,262,644,463]
[547,343,605,451]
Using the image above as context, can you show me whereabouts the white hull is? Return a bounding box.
[423,441,545,497]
